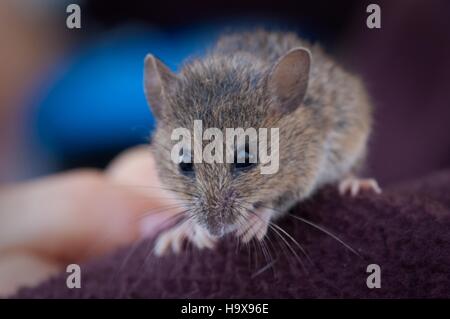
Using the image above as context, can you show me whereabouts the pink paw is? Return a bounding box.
[153,220,216,256]
[235,208,272,243]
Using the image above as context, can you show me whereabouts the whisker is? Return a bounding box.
[251,259,277,278]
[239,198,360,257]
[253,236,276,277]
[149,213,197,256]
[288,213,361,257]
[113,208,191,280]
[112,183,198,198]
[135,204,187,221]
[269,222,313,265]
[268,223,308,273]
[238,204,309,273]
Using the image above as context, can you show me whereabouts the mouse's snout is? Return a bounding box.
[202,219,236,237]
[196,189,240,237]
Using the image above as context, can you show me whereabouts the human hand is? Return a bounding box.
[0,146,178,296]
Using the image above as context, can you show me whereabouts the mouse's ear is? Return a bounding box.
[267,48,311,115]
[144,54,178,119]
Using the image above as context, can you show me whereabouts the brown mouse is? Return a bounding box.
[143,30,380,255]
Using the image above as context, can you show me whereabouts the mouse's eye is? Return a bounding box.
[234,148,257,171]
[178,149,194,176]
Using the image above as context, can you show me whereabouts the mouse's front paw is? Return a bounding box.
[235,208,272,243]
[338,176,381,197]
[153,221,217,256]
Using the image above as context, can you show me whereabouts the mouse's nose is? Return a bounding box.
[204,221,236,237]
[199,208,236,237]
[206,224,225,237]
[198,189,238,236]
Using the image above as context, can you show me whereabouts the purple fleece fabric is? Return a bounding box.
[14,169,450,298]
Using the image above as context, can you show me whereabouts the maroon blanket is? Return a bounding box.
[15,169,450,298]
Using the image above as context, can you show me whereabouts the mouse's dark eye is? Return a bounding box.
[234,148,257,171]
[179,161,194,174]
[178,149,194,176]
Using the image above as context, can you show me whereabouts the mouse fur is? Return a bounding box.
[143,29,376,254]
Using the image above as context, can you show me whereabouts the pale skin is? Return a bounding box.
[0,146,180,297]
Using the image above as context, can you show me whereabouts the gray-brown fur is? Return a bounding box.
[144,30,372,236]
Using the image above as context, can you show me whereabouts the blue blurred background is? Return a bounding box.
[32,22,307,168]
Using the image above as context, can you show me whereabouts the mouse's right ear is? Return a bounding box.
[267,48,311,115]
[144,54,178,119]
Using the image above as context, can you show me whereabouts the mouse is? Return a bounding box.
[143,29,381,256]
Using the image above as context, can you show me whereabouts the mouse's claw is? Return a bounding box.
[338,176,381,197]
[236,208,272,243]
[153,221,188,256]
[153,220,217,256]
[191,224,216,249]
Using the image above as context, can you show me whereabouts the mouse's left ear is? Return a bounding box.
[144,54,178,119]
[267,48,311,115]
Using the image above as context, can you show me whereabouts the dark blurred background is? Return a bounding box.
[0,0,449,186]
